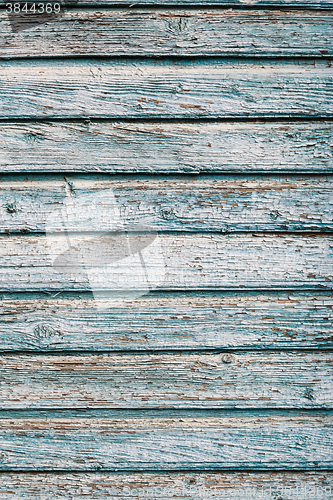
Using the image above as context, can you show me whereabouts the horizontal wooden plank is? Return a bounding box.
[0,411,331,470]
[77,0,333,5]
[1,121,332,174]
[0,234,332,291]
[0,352,332,409]
[1,291,332,351]
[0,471,332,499]
[1,9,333,58]
[1,174,333,233]
[0,60,332,119]
[4,0,330,6]
[17,0,333,6]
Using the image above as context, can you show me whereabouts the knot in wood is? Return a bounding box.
[5,202,17,214]
[304,388,315,400]
[222,354,234,364]
[168,18,189,34]
[270,210,282,220]
[160,207,175,220]
[34,323,57,341]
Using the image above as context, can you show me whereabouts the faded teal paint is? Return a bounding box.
[0,233,333,291]
[0,59,332,119]
[0,471,332,499]
[0,411,331,471]
[0,292,332,352]
[1,121,332,174]
[0,0,332,481]
[0,351,332,409]
[30,0,333,6]
[1,9,333,59]
[0,174,332,233]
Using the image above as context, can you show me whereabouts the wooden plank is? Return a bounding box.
[0,352,332,409]
[1,121,332,174]
[0,471,332,499]
[0,233,332,291]
[10,0,332,6]
[1,291,332,352]
[0,60,332,119]
[0,411,331,470]
[1,9,333,59]
[1,174,333,233]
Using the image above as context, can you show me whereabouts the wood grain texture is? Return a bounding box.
[1,121,332,174]
[0,352,332,409]
[0,411,331,470]
[20,0,333,6]
[1,291,332,352]
[0,233,332,291]
[0,471,332,499]
[1,174,332,233]
[0,2,332,487]
[1,9,333,59]
[0,60,332,119]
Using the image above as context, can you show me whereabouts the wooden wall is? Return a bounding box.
[0,0,332,497]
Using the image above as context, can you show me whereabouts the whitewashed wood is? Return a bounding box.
[46,0,333,6]
[1,9,333,58]
[1,292,332,351]
[0,352,331,409]
[0,60,332,119]
[0,411,331,470]
[1,175,332,233]
[0,471,332,499]
[1,121,332,174]
[0,234,332,291]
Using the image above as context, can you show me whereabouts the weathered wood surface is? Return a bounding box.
[0,411,331,470]
[1,121,332,174]
[0,234,332,291]
[1,175,332,233]
[1,9,333,59]
[0,60,332,119]
[0,471,332,499]
[1,292,332,352]
[4,0,330,6]
[0,352,332,409]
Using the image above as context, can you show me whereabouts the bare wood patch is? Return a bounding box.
[0,471,332,499]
